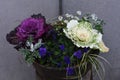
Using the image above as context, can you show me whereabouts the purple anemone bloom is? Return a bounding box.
[57,62,62,67]
[39,47,47,57]
[66,67,74,76]
[64,56,70,64]
[83,47,90,53]
[59,44,65,51]
[73,50,82,59]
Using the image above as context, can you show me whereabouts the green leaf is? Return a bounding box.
[28,36,34,43]
[25,55,35,63]
[32,50,40,58]
[95,25,103,34]
[20,48,30,55]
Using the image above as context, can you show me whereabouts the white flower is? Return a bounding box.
[34,39,43,49]
[26,41,31,46]
[65,13,71,17]
[65,13,74,18]
[64,21,94,48]
[26,41,34,52]
[26,39,43,52]
[67,20,79,29]
[98,40,109,53]
[64,20,69,23]
[76,11,82,15]
[96,32,102,43]
[58,16,63,21]
[74,16,80,20]
[70,15,74,18]
[64,21,109,52]
[76,28,91,42]
[91,14,98,21]
[83,16,88,20]
[30,43,34,52]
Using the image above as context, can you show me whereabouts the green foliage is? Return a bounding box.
[95,25,103,34]
[20,48,40,63]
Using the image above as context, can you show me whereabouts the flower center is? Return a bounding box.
[76,29,90,42]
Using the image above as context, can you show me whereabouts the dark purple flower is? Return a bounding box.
[39,47,47,57]
[83,47,90,53]
[57,62,62,67]
[47,51,52,56]
[59,44,65,51]
[64,56,70,64]
[6,29,19,45]
[16,17,51,41]
[66,67,74,76]
[47,30,57,40]
[73,50,82,59]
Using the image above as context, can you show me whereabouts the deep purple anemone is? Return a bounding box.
[73,50,82,59]
[39,47,47,57]
[64,56,70,64]
[59,44,65,51]
[66,67,74,76]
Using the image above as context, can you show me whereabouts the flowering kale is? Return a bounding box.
[16,16,51,41]
[39,47,47,57]
[64,56,70,64]
[6,29,19,45]
[64,20,109,53]
[73,50,82,59]
[66,67,74,76]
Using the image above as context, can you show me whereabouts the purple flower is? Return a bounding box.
[73,50,82,59]
[16,17,51,41]
[83,47,90,53]
[39,47,47,57]
[64,56,70,64]
[57,62,62,67]
[66,67,74,76]
[47,30,57,40]
[59,44,65,51]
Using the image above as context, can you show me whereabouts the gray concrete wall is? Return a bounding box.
[63,0,120,80]
[0,0,58,80]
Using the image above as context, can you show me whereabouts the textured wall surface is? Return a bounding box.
[63,0,120,80]
[0,0,58,80]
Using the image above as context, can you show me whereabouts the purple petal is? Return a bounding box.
[57,62,62,67]
[39,47,47,57]
[59,44,65,51]
[64,56,70,64]
[16,17,51,41]
[73,50,82,59]
[66,67,74,76]
[83,47,90,53]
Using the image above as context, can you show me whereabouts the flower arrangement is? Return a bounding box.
[6,11,109,80]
